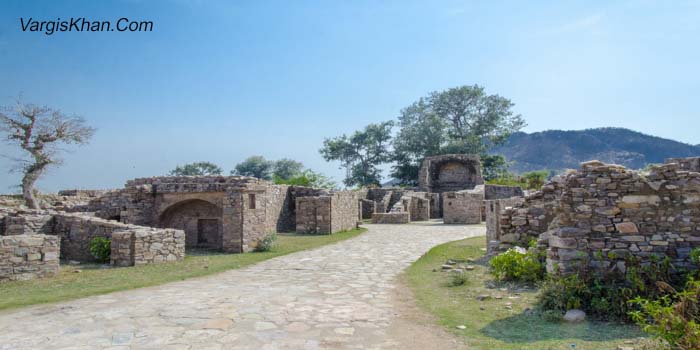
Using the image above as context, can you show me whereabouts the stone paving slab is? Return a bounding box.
[0,223,483,350]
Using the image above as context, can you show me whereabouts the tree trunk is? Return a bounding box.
[21,167,43,209]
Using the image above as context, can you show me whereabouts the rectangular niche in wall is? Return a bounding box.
[248,193,256,209]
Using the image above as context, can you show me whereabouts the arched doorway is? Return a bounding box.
[159,199,223,249]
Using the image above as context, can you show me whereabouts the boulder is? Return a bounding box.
[563,309,586,323]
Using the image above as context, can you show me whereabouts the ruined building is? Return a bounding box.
[487,156,700,277]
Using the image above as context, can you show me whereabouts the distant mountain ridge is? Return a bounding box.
[491,127,700,173]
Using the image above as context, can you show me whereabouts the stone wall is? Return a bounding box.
[53,213,133,262]
[442,187,484,224]
[330,191,360,233]
[296,196,332,234]
[0,234,59,281]
[0,209,55,236]
[494,180,563,251]
[418,154,484,193]
[485,198,525,254]
[296,191,359,234]
[546,161,700,275]
[371,212,410,224]
[360,199,376,219]
[484,184,524,200]
[666,156,700,172]
[111,228,185,267]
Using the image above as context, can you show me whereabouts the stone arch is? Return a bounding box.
[159,199,223,249]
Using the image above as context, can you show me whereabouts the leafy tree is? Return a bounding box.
[231,155,273,180]
[481,154,511,181]
[273,169,337,190]
[320,121,393,187]
[168,161,222,176]
[391,85,525,184]
[273,158,304,180]
[522,170,548,190]
[0,99,95,208]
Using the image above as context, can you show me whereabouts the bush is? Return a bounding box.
[541,309,563,323]
[89,237,111,263]
[536,255,682,321]
[690,248,700,266]
[629,279,700,350]
[254,233,277,252]
[489,247,544,283]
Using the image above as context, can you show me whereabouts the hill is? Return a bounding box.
[491,127,700,173]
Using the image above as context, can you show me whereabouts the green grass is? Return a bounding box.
[0,228,366,311]
[404,236,651,350]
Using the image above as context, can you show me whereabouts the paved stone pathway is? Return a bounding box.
[0,223,483,350]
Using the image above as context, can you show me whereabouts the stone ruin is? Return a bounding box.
[0,209,185,281]
[0,175,362,281]
[359,154,524,225]
[487,156,700,277]
[0,153,528,282]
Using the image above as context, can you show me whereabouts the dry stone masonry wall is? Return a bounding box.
[0,234,59,282]
[546,161,700,275]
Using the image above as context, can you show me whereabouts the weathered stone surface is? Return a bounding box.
[563,309,586,323]
[371,212,409,224]
[615,222,639,234]
[443,187,484,224]
[0,234,58,282]
[0,223,481,349]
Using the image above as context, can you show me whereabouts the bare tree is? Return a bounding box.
[0,99,95,209]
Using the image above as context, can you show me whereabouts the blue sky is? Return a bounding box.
[1,0,699,192]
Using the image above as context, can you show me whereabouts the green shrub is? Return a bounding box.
[254,233,277,252]
[541,309,563,323]
[536,255,681,321]
[489,248,544,283]
[629,279,700,350]
[448,271,469,287]
[89,237,111,263]
[690,248,700,266]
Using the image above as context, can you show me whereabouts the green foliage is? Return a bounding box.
[481,154,511,181]
[536,256,680,321]
[629,279,700,350]
[489,248,545,283]
[320,121,394,187]
[448,271,469,287]
[690,248,700,266]
[541,309,563,323]
[254,233,277,252]
[486,170,550,190]
[272,158,304,180]
[232,155,274,180]
[168,161,223,176]
[522,170,548,189]
[89,237,111,263]
[273,169,337,190]
[390,85,525,184]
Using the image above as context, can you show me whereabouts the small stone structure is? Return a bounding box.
[0,234,59,281]
[0,208,185,281]
[489,157,700,277]
[443,187,484,224]
[53,213,185,264]
[86,176,343,252]
[418,154,484,193]
[371,212,410,224]
[111,228,185,266]
[295,191,359,234]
